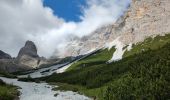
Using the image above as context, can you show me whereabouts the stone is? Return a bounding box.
[0,50,12,59]
[56,0,170,58]
[17,40,40,68]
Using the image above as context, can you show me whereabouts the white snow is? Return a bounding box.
[107,37,126,63]
[56,63,73,73]
[0,77,91,100]
[84,48,96,55]
[18,63,68,78]
[127,43,132,51]
[106,37,121,50]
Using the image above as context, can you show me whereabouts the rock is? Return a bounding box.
[0,49,32,73]
[0,41,50,72]
[0,50,12,59]
[17,41,39,59]
[0,59,31,73]
[17,41,40,68]
[56,0,170,58]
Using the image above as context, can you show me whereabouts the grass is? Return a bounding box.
[66,47,115,71]
[41,34,170,100]
[51,82,106,100]
[68,34,170,72]
[0,79,19,100]
[123,34,170,57]
[0,71,17,78]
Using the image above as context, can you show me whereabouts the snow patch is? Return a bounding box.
[107,37,126,63]
[84,48,96,55]
[56,63,73,73]
[127,43,132,51]
[18,63,68,78]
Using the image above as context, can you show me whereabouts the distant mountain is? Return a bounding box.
[0,41,56,73]
[17,41,39,59]
[0,50,11,59]
[16,40,40,68]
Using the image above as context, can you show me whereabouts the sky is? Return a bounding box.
[0,0,131,58]
[43,0,87,22]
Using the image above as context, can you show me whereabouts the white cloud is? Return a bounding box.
[0,0,131,58]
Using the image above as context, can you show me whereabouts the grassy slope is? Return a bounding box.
[0,79,19,100]
[67,47,116,71]
[123,34,170,57]
[42,34,170,100]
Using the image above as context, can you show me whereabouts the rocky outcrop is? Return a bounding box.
[0,59,31,73]
[0,50,12,59]
[17,41,39,59]
[16,41,40,68]
[119,0,170,43]
[0,50,31,73]
[16,40,53,68]
[0,41,53,73]
[59,0,170,57]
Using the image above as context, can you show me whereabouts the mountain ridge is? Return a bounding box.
[58,0,170,58]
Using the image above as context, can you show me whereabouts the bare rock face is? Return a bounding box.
[0,41,51,72]
[0,59,31,73]
[0,50,12,59]
[59,0,170,57]
[17,41,40,68]
[120,0,170,43]
[0,50,31,73]
[17,41,39,59]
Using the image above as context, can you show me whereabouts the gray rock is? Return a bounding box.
[16,40,40,68]
[56,0,170,58]
[17,40,39,59]
[0,59,31,73]
[0,50,12,59]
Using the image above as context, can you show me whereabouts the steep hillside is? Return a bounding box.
[41,34,170,100]
[57,0,170,58]
[67,34,170,71]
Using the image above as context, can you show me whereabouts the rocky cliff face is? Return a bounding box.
[0,50,12,59]
[0,50,31,73]
[119,0,170,43]
[0,59,31,73]
[17,41,39,59]
[17,41,49,68]
[60,0,170,57]
[0,41,54,73]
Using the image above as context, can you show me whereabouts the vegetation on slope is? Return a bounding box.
[0,71,17,78]
[123,34,170,57]
[0,79,19,100]
[41,34,170,100]
[66,47,115,71]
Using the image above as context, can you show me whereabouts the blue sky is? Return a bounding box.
[43,0,87,22]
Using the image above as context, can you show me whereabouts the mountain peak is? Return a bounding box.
[18,40,38,59]
[0,50,12,59]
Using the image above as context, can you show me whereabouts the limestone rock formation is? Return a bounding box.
[58,0,170,57]
[0,50,12,59]
[0,41,53,72]
[17,41,39,59]
[0,50,31,73]
[0,59,31,73]
[17,41,40,68]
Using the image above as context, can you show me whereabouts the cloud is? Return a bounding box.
[0,0,131,58]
